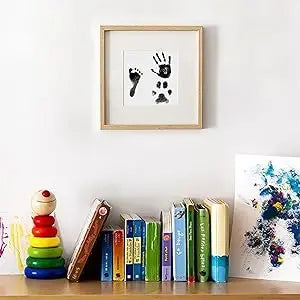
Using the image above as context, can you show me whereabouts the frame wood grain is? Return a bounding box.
[100,25,203,130]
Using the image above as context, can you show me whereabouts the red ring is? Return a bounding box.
[33,216,55,227]
[32,226,58,237]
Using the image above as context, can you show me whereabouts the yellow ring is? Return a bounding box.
[29,236,60,248]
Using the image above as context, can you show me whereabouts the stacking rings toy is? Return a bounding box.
[25,190,66,280]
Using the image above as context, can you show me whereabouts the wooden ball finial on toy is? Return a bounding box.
[31,190,56,216]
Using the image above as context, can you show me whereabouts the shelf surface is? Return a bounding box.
[0,276,300,300]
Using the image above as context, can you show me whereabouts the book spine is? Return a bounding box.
[186,204,195,283]
[113,229,124,281]
[145,222,161,281]
[210,201,229,283]
[141,220,146,280]
[133,220,142,280]
[172,207,186,281]
[195,209,210,282]
[124,219,134,281]
[162,232,172,281]
[100,231,113,281]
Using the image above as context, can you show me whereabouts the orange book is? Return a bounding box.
[113,226,125,281]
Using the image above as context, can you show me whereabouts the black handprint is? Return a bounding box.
[129,68,143,97]
[151,52,171,78]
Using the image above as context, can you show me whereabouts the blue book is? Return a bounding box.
[121,214,134,281]
[171,202,187,281]
[100,228,113,281]
[131,213,143,281]
[141,218,146,280]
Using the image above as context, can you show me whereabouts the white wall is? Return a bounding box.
[1,0,300,256]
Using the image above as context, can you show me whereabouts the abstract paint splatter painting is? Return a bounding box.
[231,155,300,281]
[0,213,30,274]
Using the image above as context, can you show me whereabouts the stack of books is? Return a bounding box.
[67,198,229,283]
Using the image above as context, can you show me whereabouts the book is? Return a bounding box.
[203,198,229,283]
[67,199,111,282]
[194,201,210,282]
[120,214,134,281]
[184,198,195,283]
[100,228,113,281]
[131,213,143,281]
[143,216,161,281]
[171,202,186,281]
[140,219,146,281]
[112,226,124,281]
[161,211,172,281]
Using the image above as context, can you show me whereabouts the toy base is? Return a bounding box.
[24,267,66,279]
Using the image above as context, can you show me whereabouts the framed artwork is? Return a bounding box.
[0,213,30,274]
[231,154,300,282]
[100,25,203,130]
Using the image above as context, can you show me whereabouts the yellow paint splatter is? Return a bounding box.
[278,256,284,263]
[273,202,283,211]
[9,217,28,272]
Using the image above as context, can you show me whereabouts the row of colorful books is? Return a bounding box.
[67,198,229,283]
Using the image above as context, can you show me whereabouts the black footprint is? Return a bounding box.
[129,68,143,97]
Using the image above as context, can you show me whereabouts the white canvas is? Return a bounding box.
[231,155,300,282]
[0,213,30,274]
[123,50,178,106]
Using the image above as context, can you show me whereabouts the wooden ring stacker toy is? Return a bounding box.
[29,236,60,248]
[24,267,66,279]
[32,226,57,237]
[28,247,63,258]
[26,257,65,269]
[33,216,55,227]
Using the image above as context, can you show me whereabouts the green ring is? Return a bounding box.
[28,247,63,258]
[26,257,65,269]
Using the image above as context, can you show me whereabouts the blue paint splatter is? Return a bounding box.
[245,161,300,268]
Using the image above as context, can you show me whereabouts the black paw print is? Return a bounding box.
[129,68,143,97]
[152,81,172,104]
[151,52,171,79]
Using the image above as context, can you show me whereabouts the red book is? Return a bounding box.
[67,199,111,282]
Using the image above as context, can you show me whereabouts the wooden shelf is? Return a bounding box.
[1,276,300,300]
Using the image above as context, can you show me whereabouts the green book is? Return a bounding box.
[184,198,195,283]
[142,217,161,281]
[195,202,210,282]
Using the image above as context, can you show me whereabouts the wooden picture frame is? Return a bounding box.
[100,25,203,130]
